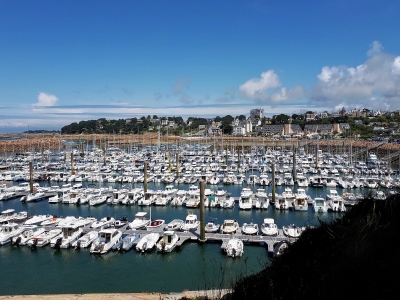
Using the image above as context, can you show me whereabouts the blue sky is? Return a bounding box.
[1,0,400,132]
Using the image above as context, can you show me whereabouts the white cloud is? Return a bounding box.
[34,92,59,106]
[239,70,280,100]
[311,42,400,110]
[367,41,383,57]
[239,70,304,104]
[392,56,400,75]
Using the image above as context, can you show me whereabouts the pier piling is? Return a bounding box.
[199,180,206,242]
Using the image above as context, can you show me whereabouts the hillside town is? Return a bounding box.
[60,107,400,140]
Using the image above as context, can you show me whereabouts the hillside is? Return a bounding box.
[228,194,400,300]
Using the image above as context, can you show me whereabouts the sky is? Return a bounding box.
[1,0,400,133]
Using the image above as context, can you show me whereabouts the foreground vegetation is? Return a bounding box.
[225,194,400,299]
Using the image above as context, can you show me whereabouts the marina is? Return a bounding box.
[0,141,398,294]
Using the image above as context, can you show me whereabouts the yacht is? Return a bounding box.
[220,219,239,234]
[254,188,269,209]
[128,212,150,230]
[90,228,122,254]
[51,222,83,249]
[312,198,328,213]
[239,187,253,210]
[241,222,259,235]
[181,213,200,231]
[292,189,309,211]
[225,238,244,258]
[0,222,25,245]
[156,231,179,253]
[260,218,278,236]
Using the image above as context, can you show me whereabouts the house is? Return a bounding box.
[161,119,168,126]
[168,120,175,127]
[354,120,363,125]
[305,112,318,122]
[320,111,329,119]
[198,124,206,130]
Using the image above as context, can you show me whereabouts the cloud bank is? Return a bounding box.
[311,41,400,110]
[239,70,304,103]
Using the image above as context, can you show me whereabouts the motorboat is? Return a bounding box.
[260,218,278,236]
[222,195,235,209]
[88,191,109,206]
[27,229,62,248]
[312,198,328,213]
[225,238,244,258]
[204,218,220,233]
[128,212,150,229]
[62,191,81,205]
[114,216,129,228]
[0,222,25,245]
[254,188,269,209]
[90,217,115,229]
[146,219,165,229]
[90,228,122,254]
[181,213,200,231]
[21,192,45,203]
[292,191,309,211]
[328,197,346,212]
[275,197,289,210]
[239,187,253,210]
[118,233,141,251]
[24,215,53,226]
[72,231,98,249]
[135,232,160,252]
[241,222,259,235]
[0,209,16,224]
[165,219,184,231]
[12,226,45,246]
[220,219,239,234]
[282,224,304,238]
[51,222,83,249]
[156,231,179,253]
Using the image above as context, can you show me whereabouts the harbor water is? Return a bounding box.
[0,179,346,295]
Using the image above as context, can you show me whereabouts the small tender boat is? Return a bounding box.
[135,232,160,252]
[225,238,244,258]
[119,233,141,251]
[114,216,129,228]
[220,219,239,234]
[146,219,165,229]
[260,218,278,236]
[72,231,98,249]
[282,224,304,238]
[156,231,179,253]
[165,219,184,231]
[241,222,259,235]
[91,217,115,229]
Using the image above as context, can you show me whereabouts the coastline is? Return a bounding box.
[0,289,230,300]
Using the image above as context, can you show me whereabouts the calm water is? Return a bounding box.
[0,180,345,295]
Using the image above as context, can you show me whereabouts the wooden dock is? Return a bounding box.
[68,224,299,254]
